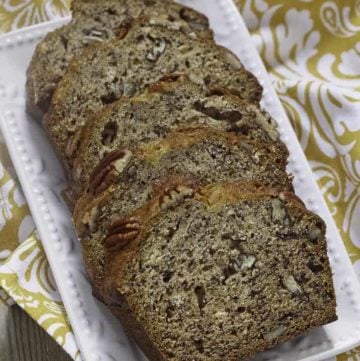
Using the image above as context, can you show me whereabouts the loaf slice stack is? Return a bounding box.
[73,126,293,291]
[26,1,337,360]
[102,181,336,361]
[43,19,261,163]
[70,75,285,203]
[26,0,212,120]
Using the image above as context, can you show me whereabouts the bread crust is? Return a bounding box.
[100,181,336,361]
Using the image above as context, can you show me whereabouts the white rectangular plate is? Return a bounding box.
[1,1,360,361]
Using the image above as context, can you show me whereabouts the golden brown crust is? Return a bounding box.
[138,126,243,159]
[100,180,336,361]
[102,181,304,297]
[198,182,305,210]
[102,180,319,277]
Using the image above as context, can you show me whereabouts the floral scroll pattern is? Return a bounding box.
[0,234,80,359]
[235,2,360,358]
[0,0,70,33]
[235,0,360,266]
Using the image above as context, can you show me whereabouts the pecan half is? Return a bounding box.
[106,217,141,252]
[160,185,195,211]
[89,149,133,195]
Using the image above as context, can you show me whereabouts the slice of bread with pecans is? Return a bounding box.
[26,0,212,120]
[70,76,280,203]
[70,0,210,34]
[73,126,292,292]
[100,181,336,360]
[43,19,262,164]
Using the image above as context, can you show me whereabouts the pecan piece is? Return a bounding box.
[82,205,99,233]
[146,38,166,62]
[271,198,291,225]
[106,217,141,252]
[82,29,107,44]
[65,127,83,158]
[224,51,242,70]
[89,149,132,195]
[160,185,195,211]
[283,275,302,295]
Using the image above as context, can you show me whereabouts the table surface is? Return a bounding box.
[0,302,72,361]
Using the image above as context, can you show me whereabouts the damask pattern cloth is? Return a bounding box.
[235,0,360,265]
[234,1,360,359]
[0,0,359,360]
[0,1,80,358]
[0,140,80,358]
[0,0,68,32]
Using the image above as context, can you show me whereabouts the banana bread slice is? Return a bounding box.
[100,181,336,361]
[43,19,262,161]
[70,0,209,34]
[70,76,279,201]
[73,126,292,291]
[25,0,211,120]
